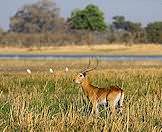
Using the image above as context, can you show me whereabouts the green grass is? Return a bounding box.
[0,60,162,131]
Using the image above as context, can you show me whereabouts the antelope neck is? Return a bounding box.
[81,78,91,88]
[80,78,98,101]
[81,78,95,94]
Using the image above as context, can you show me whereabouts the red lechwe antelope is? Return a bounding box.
[73,59,124,115]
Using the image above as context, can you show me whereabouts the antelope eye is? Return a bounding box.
[79,74,83,77]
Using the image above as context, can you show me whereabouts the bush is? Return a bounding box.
[146,22,162,43]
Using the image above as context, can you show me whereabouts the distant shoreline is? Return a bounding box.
[0,44,162,55]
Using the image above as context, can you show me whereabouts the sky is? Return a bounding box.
[0,0,162,30]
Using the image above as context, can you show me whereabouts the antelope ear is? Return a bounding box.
[82,72,86,77]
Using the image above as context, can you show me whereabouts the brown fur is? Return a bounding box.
[74,73,124,114]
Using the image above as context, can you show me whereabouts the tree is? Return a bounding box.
[112,16,144,43]
[146,22,162,43]
[112,16,126,30]
[112,16,142,33]
[124,21,141,33]
[10,0,64,33]
[67,4,107,31]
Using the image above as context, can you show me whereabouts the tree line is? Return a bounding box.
[0,0,162,47]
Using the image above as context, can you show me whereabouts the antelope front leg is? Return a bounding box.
[91,102,99,115]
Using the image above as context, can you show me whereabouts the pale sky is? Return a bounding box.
[0,0,162,30]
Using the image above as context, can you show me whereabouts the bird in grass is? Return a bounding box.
[26,69,31,74]
[65,67,69,72]
[49,68,54,73]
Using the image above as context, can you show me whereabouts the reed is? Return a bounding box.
[0,60,161,131]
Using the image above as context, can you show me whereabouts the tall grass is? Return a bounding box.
[0,61,162,131]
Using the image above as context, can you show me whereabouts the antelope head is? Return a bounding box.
[74,58,99,84]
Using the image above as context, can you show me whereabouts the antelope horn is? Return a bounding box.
[82,58,99,73]
[81,58,91,73]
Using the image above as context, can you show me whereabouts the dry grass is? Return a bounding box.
[0,60,162,131]
[0,44,162,55]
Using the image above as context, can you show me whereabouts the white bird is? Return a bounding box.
[49,68,54,73]
[26,69,31,74]
[65,67,69,72]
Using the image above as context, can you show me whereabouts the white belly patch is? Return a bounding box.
[99,98,107,105]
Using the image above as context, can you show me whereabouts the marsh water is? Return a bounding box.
[0,54,162,61]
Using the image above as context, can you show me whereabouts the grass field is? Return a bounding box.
[1,44,162,55]
[0,60,162,131]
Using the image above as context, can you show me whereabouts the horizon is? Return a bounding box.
[0,0,162,30]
